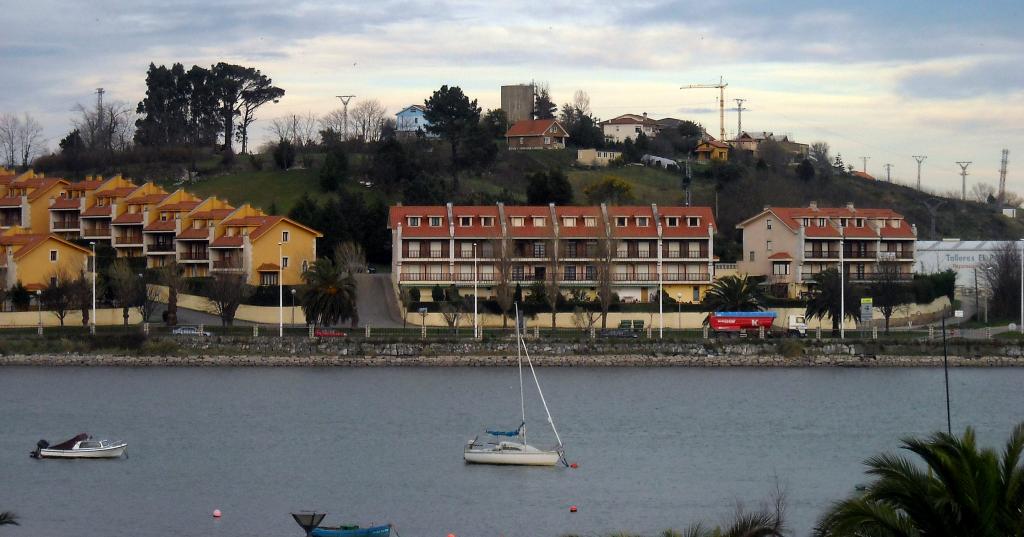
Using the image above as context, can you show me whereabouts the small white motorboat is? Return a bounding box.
[32,433,127,459]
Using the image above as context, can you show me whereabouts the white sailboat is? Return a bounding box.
[464,307,566,467]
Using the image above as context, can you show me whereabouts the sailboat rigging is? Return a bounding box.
[463,306,566,466]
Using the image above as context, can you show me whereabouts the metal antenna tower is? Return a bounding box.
[883,163,894,182]
[860,156,870,173]
[913,155,927,190]
[733,98,746,136]
[956,161,972,201]
[681,76,728,141]
[998,149,1010,203]
[335,95,355,140]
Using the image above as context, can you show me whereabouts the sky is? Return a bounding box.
[1,0,1021,194]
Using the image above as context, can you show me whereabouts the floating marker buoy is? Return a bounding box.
[213,509,222,518]
[569,505,578,513]
[570,463,578,469]
[447,533,456,537]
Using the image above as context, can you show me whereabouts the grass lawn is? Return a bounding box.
[568,165,702,205]
[186,168,320,213]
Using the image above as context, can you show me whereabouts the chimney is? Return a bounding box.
[846,202,855,211]
[808,201,818,211]
[642,112,647,119]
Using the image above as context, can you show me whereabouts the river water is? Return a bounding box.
[2,366,1022,537]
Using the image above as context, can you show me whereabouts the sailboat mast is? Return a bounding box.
[519,334,563,449]
[515,305,526,441]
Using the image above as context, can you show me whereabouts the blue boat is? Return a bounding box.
[311,524,391,537]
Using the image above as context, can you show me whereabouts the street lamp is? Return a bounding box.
[291,288,296,326]
[839,231,845,340]
[1019,239,1023,334]
[677,292,683,330]
[90,241,96,333]
[35,289,42,333]
[472,242,479,338]
[658,262,663,339]
[278,242,284,338]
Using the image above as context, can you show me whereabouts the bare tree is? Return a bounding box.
[41,268,75,326]
[1004,191,1024,208]
[15,113,44,167]
[68,273,91,326]
[572,90,591,117]
[319,109,346,137]
[981,243,1020,320]
[159,264,185,326]
[596,218,616,329]
[970,182,997,204]
[0,113,19,168]
[349,99,387,142]
[333,241,367,275]
[544,229,560,329]
[809,141,832,178]
[136,281,162,323]
[205,273,251,326]
[107,259,141,327]
[491,236,515,328]
[268,112,319,149]
[73,99,134,153]
[869,260,912,332]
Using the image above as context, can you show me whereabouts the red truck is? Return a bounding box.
[707,311,778,337]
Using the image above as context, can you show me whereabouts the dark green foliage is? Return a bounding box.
[481,109,509,139]
[703,275,764,312]
[431,284,445,302]
[456,123,498,171]
[621,138,641,163]
[272,139,295,169]
[559,103,604,149]
[533,86,557,120]
[423,85,481,188]
[583,176,634,205]
[805,269,862,336]
[526,169,574,205]
[796,158,816,181]
[287,193,390,265]
[514,283,523,304]
[409,288,421,302]
[319,146,348,192]
[300,249,358,327]
[9,281,30,311]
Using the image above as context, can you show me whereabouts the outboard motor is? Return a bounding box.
[32,439,49,458]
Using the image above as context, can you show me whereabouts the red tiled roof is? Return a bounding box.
[842,225,879,239]
[27,179,68,202]
[697,140,730,150]
[804,225,841,238]
[451,205,501,238]
[768,252,793,260]
[505,119,567,137]
[50,197,81,210]
[127,193,169,205]
[81,205,112,217]
[66,180,104,191]
[189,208,234,220]
[159,200,202,211]
[144,220,177,232]
[601,114,659,127]
[0,196,21,208]
[210,236,244,247]
[744,206,905,232]
[256,262,280,271]
[659,206,717,237]
[879,221,916,239]
[851,171,875,180]
[176,227,210,240]
[97,186,137,198]
[112,213,144,225]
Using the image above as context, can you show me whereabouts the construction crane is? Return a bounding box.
[681,76,728,141]
[999,149,1010,203]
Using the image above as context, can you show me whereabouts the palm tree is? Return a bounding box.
[804,269,858,336]
[300,249,358,328]
[815,422,1024,537]
[679,495,786,537]
[703,275,764,312]
[0,511,18,526]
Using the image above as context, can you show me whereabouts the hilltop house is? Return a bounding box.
[395,105,435,139]
[505,119,569,150]
[601,113,660,144]
[695,140,730,162]
[576,149,622,167]
[730,131,809,159]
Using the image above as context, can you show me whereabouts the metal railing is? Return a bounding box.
[179,251,210,261]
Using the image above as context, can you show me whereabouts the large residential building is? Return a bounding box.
[0,226,91,291]
[505,119,569,150]
[388,203,717,305]
[0,171,323,286]
[736,202,917,297]
[600,113,660,144]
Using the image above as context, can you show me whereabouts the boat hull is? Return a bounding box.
[463,449,561,466]
[311,524,391,537]
[36,444,126,459]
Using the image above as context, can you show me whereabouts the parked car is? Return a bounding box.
[314,329,347,338]
[599,328,638,339]
[172,326,212,337]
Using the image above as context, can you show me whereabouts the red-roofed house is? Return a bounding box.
[736,201,917,297]
[600,113,661,144]
[389,203,717,305]
[695,140,730,162]
[505,119,568,150]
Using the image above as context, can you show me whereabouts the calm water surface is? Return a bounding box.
[2,366,1022,537]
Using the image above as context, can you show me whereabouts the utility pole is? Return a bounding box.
[335,95,355,140]
[998,149,1010,203]
[681,76,728,141]
[859,156,870,173]
[733,98,746,136]
[883,163,894,183]
[956,161,972,201]
[913,155,927,190]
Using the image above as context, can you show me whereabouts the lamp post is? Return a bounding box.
[658,264,664,339]
[676,292,683,330]
[473,242,478,338]
[90,241,96,333]
[278,242,284,338]
[1019,239,1023,334]
[291,288,296,326]
[35,289,42,333]
[839,233,845,340]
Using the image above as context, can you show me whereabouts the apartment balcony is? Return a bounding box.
[842,248,877,260]
[878,250,914,261]
[147,242,176,254]
[452,272,495,282]
[804,250,839,260]
[662,272,712,282]
[82,225,111,238]
[179,251,210,262]
[399,272,454,282]
[662,248,709,259]
[0,217,22,228]
[846,271,914,282]
[115,235,144,246]
[613,272,659,282]
[212,259,244,271]
[51,218,80,231]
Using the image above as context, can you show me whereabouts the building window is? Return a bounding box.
[429,216,442,227]
[766,240,773,252]
[533,242,546,257]
[282,257,289,268]
[281,230,290,242]
[585,265,596,279]
[565,242,577,257]
[840,218,848,227]
[481,217,494,227]
[687,217,700,227]
[459,216,472,227]
[766,218,772,230]
[50,276,58,287]
[817,218,826,227]
[519,137,524,145]
[511,217,525,227]
[616,241,628,257]
[460,243,473,257]
[260,272,278,286]
[562,217,576,227]
[749,251,755,262]
[407,241,420,257]
[407,217,420,227]
[615,217,627,227]
[693,287,700,302]
[532,217,546,227]
[856,218,864,227]
[301,260,308,272]
[512,266,524,280]
[564,266,576,281]
[49,250,57,261]
[534,266,546,280]
[638,242,650,257]
[544,136,551,144]
[666,217,679,227]
[802,218,810,227]
[636,217,649,227]
[772,262,790,275]
[584,217,597,227]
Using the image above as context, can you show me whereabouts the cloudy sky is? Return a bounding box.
[1,0,1021,193]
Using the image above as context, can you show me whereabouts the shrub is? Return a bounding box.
[272,139,296,169]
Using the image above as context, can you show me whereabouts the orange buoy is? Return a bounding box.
[570,463,578,469]
[213,509,222,518]
[447,534,456,537]
[569,505,578,513]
